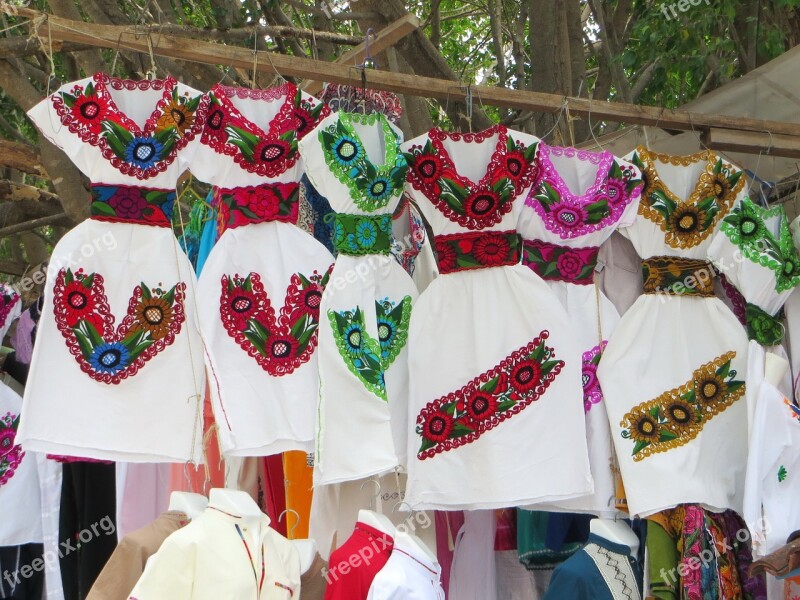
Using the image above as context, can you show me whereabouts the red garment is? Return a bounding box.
[323,522,394,600]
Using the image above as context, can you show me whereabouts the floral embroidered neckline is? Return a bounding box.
[632,146,744,249]
[202,82,328,178]
[318,111,407,211]
[404,125,538,230]
[525,144,641,239]
[52,72,207,179]
[720,197,800,292]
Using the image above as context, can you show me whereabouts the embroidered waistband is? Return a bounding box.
[619,351,744,461]
[434,230,522,275]
[331,213,393,256]
[745,303,784,346]
[90,184,175,227]
[642,256,715,297]
[522,239,599,285]
[215,183,299,233]
[416,331,563,459]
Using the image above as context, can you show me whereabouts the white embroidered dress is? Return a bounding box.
[20,74,206,462]
[597,148,749,517]
[516,144,643,516]
[299,112,418,485]
[191,83,333,457]
[401,126,591,510]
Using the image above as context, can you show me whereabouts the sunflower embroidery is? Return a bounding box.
[134,294,174,340]
[620,351,744,461]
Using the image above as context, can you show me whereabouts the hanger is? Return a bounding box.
[278,509,317,574]
[278,508,301,539]
[346,28,379,115]
[359,477,381,511]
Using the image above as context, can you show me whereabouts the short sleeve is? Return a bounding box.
[616,157,643,228]
[128,534,195,600]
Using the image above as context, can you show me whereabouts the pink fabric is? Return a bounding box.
[436,511,465,599]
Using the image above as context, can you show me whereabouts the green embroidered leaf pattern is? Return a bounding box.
[375,296,412,367]
[778,465,788,482]
[318,112,408,212]
[328,306,386,400]
[720,197,800,293]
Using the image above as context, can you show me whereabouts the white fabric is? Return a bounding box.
[448,511,496,600]
[785,287,800,403]
[494,550,544,600]
[299,113,418,484]
[0,381,43,545]
[192,85,334,457]
[129,505,301,599]
[402,128,591,510]
[742,379,800,557]
[20,76,205,462]
[37,454,64,600]
[516,146,642,516]
[115,462,171,540]
[598,149,749,517]
[367,532,444,600]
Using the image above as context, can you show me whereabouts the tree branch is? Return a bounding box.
[0,213,71,237]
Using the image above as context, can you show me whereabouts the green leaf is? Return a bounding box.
[90,201,116,216]
[658,430,678,442]
[450,423,475,438]
[632,440,650,456]
[418,436,436,453]
[140,283,152,301]
[480,376,499,393]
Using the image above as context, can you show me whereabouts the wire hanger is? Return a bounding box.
[278,508,301,539]
[359,477,381,511]
[347,28,378,115]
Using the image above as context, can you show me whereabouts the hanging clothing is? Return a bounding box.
[0,544,46,600]
[87,511,188,600]
[448,510,497,600]
[401,126,591,510]
[597,148,750,517]
[516,143,643,515]
[0,380,43,546]
[367,532,445,600]
[299,111,418,484]
[191,82,333,457]
[319,84,404,125]
[128,505,300,599]
[323,522,394,600]
[21,73,207,462]
[0,284,21,344]
[543,533,642,600]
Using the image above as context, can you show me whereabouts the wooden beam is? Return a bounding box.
[703,127,800,160]
[0,260,26,276]
[9,8,800,153]
[0,141,47,177]
[0,213,70,237]
[301,13,421,96]
[0,180,60,203]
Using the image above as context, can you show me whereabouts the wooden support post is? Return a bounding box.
[703,128,800,160]
[301,13,420,96]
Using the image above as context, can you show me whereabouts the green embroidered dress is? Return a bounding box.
[298,112,418,485]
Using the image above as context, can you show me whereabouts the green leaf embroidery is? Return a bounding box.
[328,306,386,401]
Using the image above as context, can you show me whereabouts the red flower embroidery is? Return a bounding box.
[510,359,542,393]
[247,188,281,221]
[253,138,290,164]
[435,242,458,273]
[473,234,510,266]
[71,94,109,134]
[422,410,454,443]
[466,391,498,421]
[555,250,585,281]
[224,286,259,331]
[62,280,97,328]
[108,187,148,220]
[464,191,500,220]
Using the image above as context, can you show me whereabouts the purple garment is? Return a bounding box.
[720,510,767,600]
[10,309,35,365]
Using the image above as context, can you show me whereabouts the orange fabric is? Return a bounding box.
[168,385,225,494]
[283,451,313,539]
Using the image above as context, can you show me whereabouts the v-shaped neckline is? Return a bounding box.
[537,143,614,202]
[210,82,297,140]
[337,111,397,171]
[428,125,509,189]
[635,146,717,205]
[92,72,177,135]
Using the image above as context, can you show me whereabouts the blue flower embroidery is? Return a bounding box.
[344,323,363,357]
[332,135,363,167]
[125,137,164,169]
[89,342,131,375]
[355,219,378,248]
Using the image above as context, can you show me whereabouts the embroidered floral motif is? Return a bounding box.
[632,147,744,249]
[434,230,522,274]
[320,84,403,125]
[620,351,744,461]
[215,183,299,232]
[375,296,412,367]
[522,239,599,284]
[89,184,175,226]
[52,74,207,179]
[785,397,800,424]
[778,465,788,483]
[202,83,329,177]
[720,198,800,293]
[53,268,186,384]
[642,256,715,296]
[405,126,538,230]
[526,145,642,238]
[331,213,393,255]
[328,306,386,400]
[582,342,607,413]
[0,286,20,332]
[318,112,407,211]
[220,269,332,376]
[416,332,563,459]
[745,303,783,346]
[0,412,23,487]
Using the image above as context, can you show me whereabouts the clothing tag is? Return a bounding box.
[595,259,606,272]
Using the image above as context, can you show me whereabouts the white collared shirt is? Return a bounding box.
[129,504,300,599]
[367,532,444,600]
